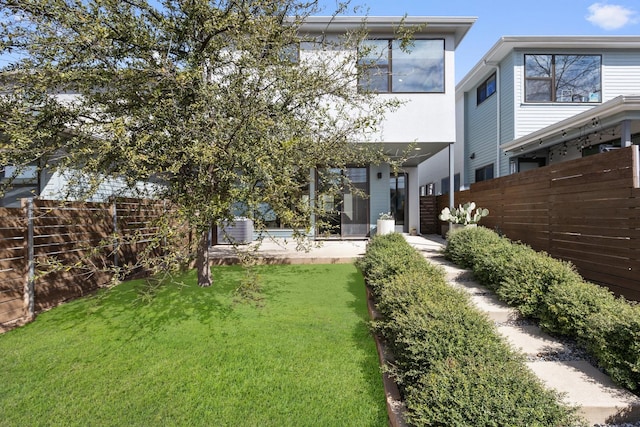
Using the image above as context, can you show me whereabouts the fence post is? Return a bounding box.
[112,199,119,268]
[22,198,35,321]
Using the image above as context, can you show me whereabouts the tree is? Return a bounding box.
[0,0,402,286]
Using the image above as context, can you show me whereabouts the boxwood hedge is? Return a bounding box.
[445,226,640,392]
[357,233,581,426]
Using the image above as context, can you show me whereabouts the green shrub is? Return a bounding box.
[472,240,529,291]
[540,280,617,338]
[444,226,504,268]
[404,356,581,427]
[585,301,640,390]
[496,250,582,319]
[356,233,424,295]
[360,233,580,425]
[443,226,640,393]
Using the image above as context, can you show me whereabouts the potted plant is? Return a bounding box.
[439,202,488,233]
[377,212,395,235]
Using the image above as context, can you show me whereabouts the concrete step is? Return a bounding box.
[527,361,640,424]
[497,323,640,424]
[404,235,640,425]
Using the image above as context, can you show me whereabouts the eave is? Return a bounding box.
[299,16,477,48]
[501,95,640,154]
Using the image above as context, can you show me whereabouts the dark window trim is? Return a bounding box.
[475,164,494,183]
[477,72,496,105]
[358,38,446,94]
[524,53,602,104]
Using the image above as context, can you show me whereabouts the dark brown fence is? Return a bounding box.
[0,207,27,325]
[0,198,175,327]
[433,146,640,300]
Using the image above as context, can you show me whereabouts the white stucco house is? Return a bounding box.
[292,16,475,238]
[420,36,640,195]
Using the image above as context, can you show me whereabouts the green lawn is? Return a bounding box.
[0,264,386,426]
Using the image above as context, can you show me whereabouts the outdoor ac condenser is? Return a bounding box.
[216,217,254,244]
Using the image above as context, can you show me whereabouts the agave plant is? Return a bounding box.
[439,202,489,225]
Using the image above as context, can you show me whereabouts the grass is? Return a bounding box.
[0,264,386,426]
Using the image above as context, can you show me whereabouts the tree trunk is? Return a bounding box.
[196,229,212,287]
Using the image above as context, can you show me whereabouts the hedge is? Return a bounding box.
[445,226,640,392]
[357,233,582,426]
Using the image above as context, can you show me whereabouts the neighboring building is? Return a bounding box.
[421,36,640,195]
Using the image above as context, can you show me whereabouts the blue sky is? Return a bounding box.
[315,0,640,83]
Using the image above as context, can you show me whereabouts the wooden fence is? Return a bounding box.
[0,198,178,327]
[431,146,640,300]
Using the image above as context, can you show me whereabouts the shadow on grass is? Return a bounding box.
[37,266,246,340]
[345,268,388,417]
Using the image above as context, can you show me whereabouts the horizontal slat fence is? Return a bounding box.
[0,207,27,325]
[434,146,640,300]
[32,200,114,313]
[0,198,173,328]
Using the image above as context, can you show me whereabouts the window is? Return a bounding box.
[440,174,460,195]
[477,73,496,105]
[475,164,494,182]
[358,39,445,93]
[525,54,601,103]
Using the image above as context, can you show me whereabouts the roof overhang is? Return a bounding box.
[501,95,640,154]
[371,141,452,167]
[300,16,477,48]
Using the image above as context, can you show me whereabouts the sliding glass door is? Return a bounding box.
[390,173,407,233]
[316,167,369,238]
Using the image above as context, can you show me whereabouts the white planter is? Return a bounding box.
[377,219,395,235]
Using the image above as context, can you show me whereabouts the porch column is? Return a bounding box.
[621,120,632,147]
[449,143,455,208]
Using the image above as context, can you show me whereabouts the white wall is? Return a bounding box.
[418,89,465,195]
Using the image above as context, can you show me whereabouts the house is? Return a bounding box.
[1,15,476,240]
[288,16,475,238]
[420,36,640,195]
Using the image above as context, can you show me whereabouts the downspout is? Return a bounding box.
[483,61,501,177]
[449,143,454,208]
[494,64,501,177]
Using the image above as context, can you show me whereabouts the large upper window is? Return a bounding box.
[524,54,601,103]
[358,39,445,93]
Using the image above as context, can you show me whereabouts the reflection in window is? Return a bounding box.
[254,180,309,229]
[525,54,601,103]
[477,73,496,105]
[475,164,494,183]
[358,39,444,93]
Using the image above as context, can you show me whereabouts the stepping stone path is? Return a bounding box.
[403,235,640,426]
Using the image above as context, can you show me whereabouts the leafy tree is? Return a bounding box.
[0,0,402,286]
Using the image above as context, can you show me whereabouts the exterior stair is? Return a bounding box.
[403,234,640,426]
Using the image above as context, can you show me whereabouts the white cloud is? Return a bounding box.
[586,3,638,30]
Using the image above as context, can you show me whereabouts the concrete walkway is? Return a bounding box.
[403,234,640,426]
[209,238,367,265]
[209,234,640,424]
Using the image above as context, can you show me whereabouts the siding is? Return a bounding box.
[603,50,640,99]
[499,53,515,177]
[513,49,597,138]
[465,75,498,185]
[513,49,640,139]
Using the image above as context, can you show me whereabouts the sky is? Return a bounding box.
[314,0,640,83]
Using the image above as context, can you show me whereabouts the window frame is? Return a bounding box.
[358,38,445,94]
[524,54,602,103]
[477,72,496,105]
[475,164,494,183]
